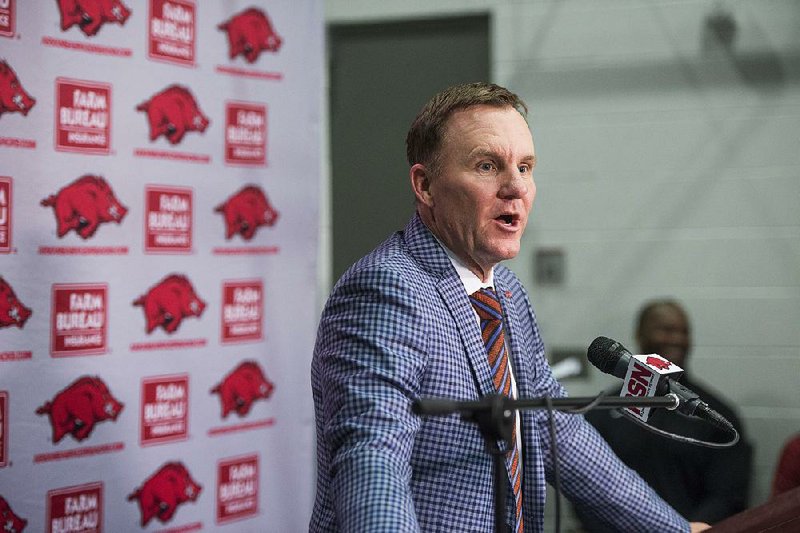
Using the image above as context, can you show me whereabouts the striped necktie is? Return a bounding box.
[469,287,524,533]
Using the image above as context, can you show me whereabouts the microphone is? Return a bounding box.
[587,336,734,432]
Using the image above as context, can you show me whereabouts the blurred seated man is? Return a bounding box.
[578,299,752,530]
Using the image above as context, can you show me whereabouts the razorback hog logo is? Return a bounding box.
[41,175,127,239]
[133,274,206,334]
[57,0,131,37]
[0,61,36,118]
[128,462,201,527]
[211,360,274,418]
[218,7,282,63]
[0,277,32,329]
[36,376,124,444]
[136,85,209,145]
[0,496,27,533]
[215,185,278,240]
[646,356,673,371]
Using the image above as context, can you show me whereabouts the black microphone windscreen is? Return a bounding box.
[587,336,630,375]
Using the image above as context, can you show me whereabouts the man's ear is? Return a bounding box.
[410,163,433,208]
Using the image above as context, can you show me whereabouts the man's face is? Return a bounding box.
[637,304,692,369]
[418,105,536,279]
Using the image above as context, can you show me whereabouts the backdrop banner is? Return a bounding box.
[0,1,322,530]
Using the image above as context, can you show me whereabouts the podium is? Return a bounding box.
[709,486,800,532]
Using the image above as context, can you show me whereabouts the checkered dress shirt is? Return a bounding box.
[310,214,689,532]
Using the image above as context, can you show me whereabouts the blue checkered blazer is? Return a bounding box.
[310,214,688,532]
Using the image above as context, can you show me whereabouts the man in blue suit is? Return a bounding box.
[311,82,705,532]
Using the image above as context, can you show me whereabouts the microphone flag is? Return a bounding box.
[621,354,683,421]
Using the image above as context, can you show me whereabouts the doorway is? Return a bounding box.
[328,15,490,281]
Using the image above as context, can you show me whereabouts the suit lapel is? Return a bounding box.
[436,276,496,398]
[403,214,496,398]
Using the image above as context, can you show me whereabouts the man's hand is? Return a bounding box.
[690,522,711,532]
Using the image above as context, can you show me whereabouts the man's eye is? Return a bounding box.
[479,162,495,172]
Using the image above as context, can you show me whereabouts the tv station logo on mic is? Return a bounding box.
[621,353,682,421]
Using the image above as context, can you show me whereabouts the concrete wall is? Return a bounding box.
[324,0,800,526]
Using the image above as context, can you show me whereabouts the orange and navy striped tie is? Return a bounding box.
[469,287,524,532]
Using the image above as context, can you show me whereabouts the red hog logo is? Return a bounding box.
[215,185,278,240]
[57,0,131,37]
[211,360,274,418]
[646,356,673,371]
[136,85,209,145]
[0,61,35,117]
[36,376,124,444]
[0,277,31,329]
[133,274,206,334]
[41,175,127,239]
[128,462,201,527]
[0,495,27,533]
[218,7,282,63]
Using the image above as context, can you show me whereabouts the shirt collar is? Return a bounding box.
[433,235,495,295]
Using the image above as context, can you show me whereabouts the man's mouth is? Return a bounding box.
[495,213,519,227]
[660,346,686,359]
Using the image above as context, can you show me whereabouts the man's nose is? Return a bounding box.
[499,169,529,198]
[663,326,689,344]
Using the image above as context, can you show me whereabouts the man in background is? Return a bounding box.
[580,299,752,530]
[311,83,707,532]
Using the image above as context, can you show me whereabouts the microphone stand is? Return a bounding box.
[412,394,679,533]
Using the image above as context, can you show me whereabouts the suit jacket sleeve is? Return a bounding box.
[313,265,425,531]
[515,287,690,533]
